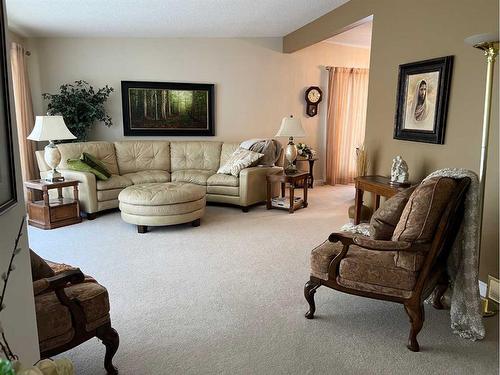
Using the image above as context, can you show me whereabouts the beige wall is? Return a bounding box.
[284,0,499,281]
[26,37,369,181]
[0,29,39,362]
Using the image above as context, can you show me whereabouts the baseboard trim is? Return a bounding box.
[314,179,325,186]
[479,280,487,298]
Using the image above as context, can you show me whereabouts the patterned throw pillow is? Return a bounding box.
[67,158,109,180]
[217,147,264,177]
[81,152,111,178]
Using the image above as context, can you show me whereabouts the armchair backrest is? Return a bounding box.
[413,177,471,294]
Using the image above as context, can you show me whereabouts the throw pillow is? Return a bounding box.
[81,152,111,178]
[217,147,264,177]
[369,186,416,240]
[392,177,457,243]
[30,249,55,281]
[67,158,109,180]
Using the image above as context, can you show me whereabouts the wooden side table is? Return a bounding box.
[354,175,411,224]
[266,171,309,213]
[25,179,82,230]
[295,156,318,188]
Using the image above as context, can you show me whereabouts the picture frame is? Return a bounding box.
[394,56,453,144]
[121,81,215,136]
[0,0,17,215]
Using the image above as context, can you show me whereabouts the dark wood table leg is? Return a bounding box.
[303,177,308,208]
[43,189,49,206]
[57,187,63,200]
[354,187,363,225]
[308,159,314,188]
[266,180,272,209]
[374,193,381,211]
[281,182,285,198]
[289,184,295,214]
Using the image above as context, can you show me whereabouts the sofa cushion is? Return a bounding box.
[392,177,457,243]
[97,188,123,202]
[57,141,119,175]
[220,143,240,166]
[122,170,171,185]
[96,174,133,191]
[119,182,205,206]
[114,141,170,174]
[30,250,55,281]
[369,186,416,240]
[207,173,239,187]
[206,186,239,196]
[170,141,222,171]
[171,170,214,185]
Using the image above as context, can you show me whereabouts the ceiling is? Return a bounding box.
[6,0,350,38]
[325,19,372,49]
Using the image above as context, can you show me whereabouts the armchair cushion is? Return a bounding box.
[36,281,110,352]
[310,237,417,292]
[369,186,416,240]
[392,177,457,243]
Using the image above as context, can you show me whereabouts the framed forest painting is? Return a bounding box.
[121,81,215,136]
[394,56,453,144]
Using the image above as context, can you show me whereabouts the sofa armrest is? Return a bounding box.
[352,237,412,251]
[40,169,98,213]
[239,166,282,206]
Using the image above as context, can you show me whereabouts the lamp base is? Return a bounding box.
[284,137,298,175]
[45,170,64,183]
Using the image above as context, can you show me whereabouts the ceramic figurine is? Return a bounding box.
[390,155,409,184]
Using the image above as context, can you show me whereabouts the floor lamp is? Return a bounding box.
[464,33,499,315]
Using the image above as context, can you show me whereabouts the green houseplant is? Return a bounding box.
[42,80,114,141]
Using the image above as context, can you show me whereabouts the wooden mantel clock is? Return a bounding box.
[305,86,322,117]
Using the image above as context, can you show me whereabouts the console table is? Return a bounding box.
[354,175,410,224]
[25,179,81,229]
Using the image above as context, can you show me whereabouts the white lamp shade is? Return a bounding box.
[464,32,499,46]
[275,115,306,138]
[27,116,76,141]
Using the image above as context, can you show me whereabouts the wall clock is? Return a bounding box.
[305,86,322,117]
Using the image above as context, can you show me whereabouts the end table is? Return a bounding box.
[295,156,318,188]
[266,171,309,213]
[25,179,82,230]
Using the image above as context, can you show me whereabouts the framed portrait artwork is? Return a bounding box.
[121,81,215,136]
[394,56,453,144]
[0,0,17,215]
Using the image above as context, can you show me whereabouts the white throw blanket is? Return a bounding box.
[423,168,484,340]
[342,168,484,340]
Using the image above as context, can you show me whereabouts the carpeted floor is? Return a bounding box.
[29,185,499,375]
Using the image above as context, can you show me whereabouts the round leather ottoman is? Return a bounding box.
[118,182,206,233]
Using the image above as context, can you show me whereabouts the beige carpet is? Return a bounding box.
[28,185,499,375]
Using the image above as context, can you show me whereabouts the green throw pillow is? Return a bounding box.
[81,152,111,178]
[67,158,109,180]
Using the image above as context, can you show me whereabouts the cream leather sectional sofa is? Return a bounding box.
[35,141,282,218]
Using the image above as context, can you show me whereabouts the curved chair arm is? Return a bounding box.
[43,269,87,332]
[327,232,355,279]
[352,237,412,251]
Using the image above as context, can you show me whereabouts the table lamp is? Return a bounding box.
[275,115,306,174]
[27,116,76,182]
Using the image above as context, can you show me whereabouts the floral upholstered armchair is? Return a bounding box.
[30,251,119,374]
[304,176,471,351]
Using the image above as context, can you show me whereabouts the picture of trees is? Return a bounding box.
[122,81,214,136]
[129,88,208,129]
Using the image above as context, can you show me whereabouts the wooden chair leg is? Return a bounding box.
[96,325,119,374]
[432,274,449,310]
[404,302,424,352]
[304,280,320,319]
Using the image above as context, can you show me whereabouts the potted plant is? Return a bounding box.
[42,80,114,142]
